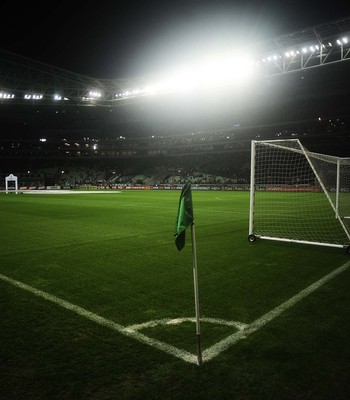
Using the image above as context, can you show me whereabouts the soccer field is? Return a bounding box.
[1,190,349,399]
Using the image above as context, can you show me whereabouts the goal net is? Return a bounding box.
[248,139,350,251]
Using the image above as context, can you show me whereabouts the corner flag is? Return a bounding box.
[174,181,202,365]
[174,182,194,251]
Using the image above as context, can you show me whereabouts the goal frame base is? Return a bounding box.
[248,234,350,253]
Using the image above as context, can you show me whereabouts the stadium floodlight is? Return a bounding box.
[54,94,63,100]
[285,50,297,58]
[53,94,69,101]
[82,90,103,101]
[24,93,43,100]
[335,37,348,46]
[89,91,102,98]
[0,92,15,99]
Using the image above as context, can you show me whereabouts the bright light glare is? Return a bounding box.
[148,52,256,95]
[199,53,255,87]
[156,66,197,93]
[116,50,257,99]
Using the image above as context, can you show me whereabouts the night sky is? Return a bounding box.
[1,1,349,79]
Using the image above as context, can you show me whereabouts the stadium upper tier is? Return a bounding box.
[1,16,350,107]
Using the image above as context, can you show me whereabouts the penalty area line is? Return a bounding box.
[0,273,197,364]
[203,260,350,362]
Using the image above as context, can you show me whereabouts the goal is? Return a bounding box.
[248,139,350,253]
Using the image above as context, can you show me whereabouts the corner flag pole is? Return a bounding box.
[191,222,202,366]
[174,181,202,365]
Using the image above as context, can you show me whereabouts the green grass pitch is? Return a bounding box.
[1,190,349,399]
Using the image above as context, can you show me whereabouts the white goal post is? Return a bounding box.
[248,139,350,253]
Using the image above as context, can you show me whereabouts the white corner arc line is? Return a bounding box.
[1,260,349,365]
[203,260,350,362]
[0,273,197,364]
[125,317,247,332]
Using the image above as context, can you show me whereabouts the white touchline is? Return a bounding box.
[203,260,350,362]
[1,260,349,365]
[0,273,197,364]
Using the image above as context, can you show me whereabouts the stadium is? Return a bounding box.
[1,12,350,400]
[1,17,350,189]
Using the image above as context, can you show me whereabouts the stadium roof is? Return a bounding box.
[0,16,349,107]
[255,16,350,74]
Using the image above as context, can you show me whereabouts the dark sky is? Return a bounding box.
[1,1,349,79]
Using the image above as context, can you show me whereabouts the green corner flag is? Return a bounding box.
[174,181,194,251]
[174,181,203,365]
